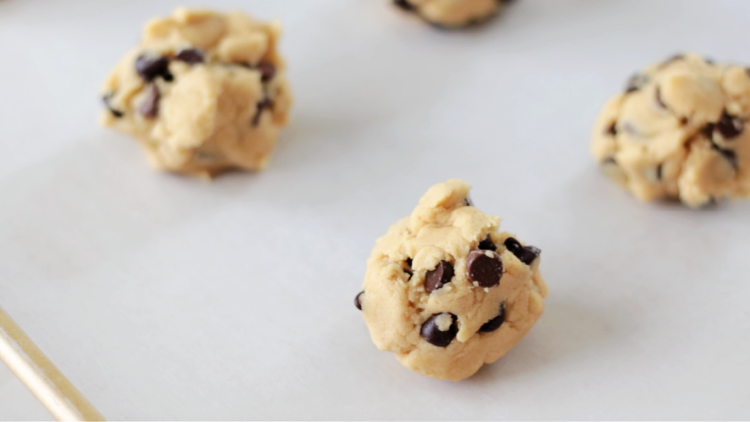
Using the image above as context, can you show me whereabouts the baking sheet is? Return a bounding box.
[0,363,52,420]
[1,0,750,419]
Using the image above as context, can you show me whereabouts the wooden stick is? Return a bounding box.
[0,307,105,421]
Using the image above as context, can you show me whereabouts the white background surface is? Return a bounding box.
[1,0,749,419]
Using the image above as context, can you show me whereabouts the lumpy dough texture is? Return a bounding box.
[100,8,292,178]
[591,53,750,207]
[394,0,511,28]
[357,180,548,381]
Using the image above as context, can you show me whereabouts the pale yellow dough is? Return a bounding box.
[396,0,510,28]
[100,8,292,178]
[359,180,548,381]
[591,53,750,207]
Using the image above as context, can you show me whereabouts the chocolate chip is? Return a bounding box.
[680,117,689,126]
[464,196,473,207]
[625,74,646,93]
[176,48,206,65]
[252,97,273,127]
[478,235,496,251]
[425,260,454,293]
[715,111,744,140]
[656,163,663,181]
[466,250,503,288]
[479,303,506,333]
[355,291,364,310]
[135,54,170,82]
[655,86,667,109]
[139,84,160,118]
[504,237,540,266]
[606,122,617,136]
[394,0,415,11]
[702,123,715,139]
[711,142,739,170]
[102,92,123,118]
[420,313,458,347]
[404,258,413,279]
[256,61,276,83]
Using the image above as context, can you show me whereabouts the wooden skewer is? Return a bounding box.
[0,307,105,421]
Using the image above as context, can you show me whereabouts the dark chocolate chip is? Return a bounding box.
[655,86,667,109]
[394,0,415,11]
[251,97,273,127]
[625,74,645,93]
[135,54,170,82]
[355,291,364,310]
[161,72,174,82]
[504,237,540,266]
[406,258,413,267]
[139,84,161,119]
[702,123,715,139]
[711,142,739,170]
[715,111,744,140]
[420,313,458,347]
[425,260,454,293]
[606,122,617,136]
[464,195,473,207]
[466,250,503,288]
[656,163,663,181]
[176,48,206,65]
[102,92,123,118]
[478,235,496,251]
[479,303,506,333]
[256,61,276,83]
[680,117,689,126]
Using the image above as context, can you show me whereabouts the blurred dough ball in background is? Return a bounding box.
[100,7,293,178]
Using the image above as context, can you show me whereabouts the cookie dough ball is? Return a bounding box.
[591,53,750,207]
[355,180,548,381]
[100,8,292,178]
[393,0,512,29]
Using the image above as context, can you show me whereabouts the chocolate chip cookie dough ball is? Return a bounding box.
[355,180,548,381]
[100,8,292,178]
[393,0,513,29]
[592,53,750,207]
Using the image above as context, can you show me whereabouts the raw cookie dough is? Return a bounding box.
[393,0,512,29]
[100,7,292,178]
[355,180,548,381]
[591,53,750,207]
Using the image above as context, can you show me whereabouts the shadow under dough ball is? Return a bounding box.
[393,0,514,29]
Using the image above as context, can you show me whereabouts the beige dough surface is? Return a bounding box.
[357,180,548,381]
[591,53,750,207]
[394,0,511,28]
[100,7,292,178]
